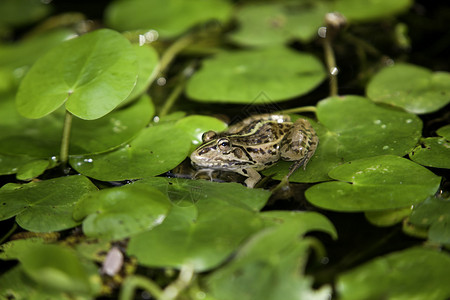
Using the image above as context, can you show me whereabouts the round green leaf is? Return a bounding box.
[16,29,138,120]
[305,155,441,212]
[186,47,326,103]
[265,96,422,183]
[128,201,263,272]
[136,177,271,211]
[229,2,328,47]
[73,185,171,240]
[367,63,450,114]
[18,244,100,295]
[364,207,412,227]
[127,179,265,271]
[105,0,232,38]
[0,175,97,232]
[409,196,450,245]
[70,123,191,181]
[0,154,39,175]
[174,115,227,152]
[410,125,450,169]
[332,0,413,22]
[337,247,450,300]
[0,237,46,260]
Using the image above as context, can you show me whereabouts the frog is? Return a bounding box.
[190,114,318,188]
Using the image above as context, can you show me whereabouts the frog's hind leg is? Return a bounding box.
[280,118,318,177]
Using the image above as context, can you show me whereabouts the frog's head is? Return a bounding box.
[190,130,254,170]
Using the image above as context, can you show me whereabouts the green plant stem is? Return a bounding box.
[323,37,338,97]
[159,34,194,74]
[158,80,186,117]
[119,275,163,300]
[160,264,195,300]
[59,110,73,167]
[280,106,317,115]
[0,223,17,244]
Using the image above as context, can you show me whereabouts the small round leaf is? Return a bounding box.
[16,29,138,120]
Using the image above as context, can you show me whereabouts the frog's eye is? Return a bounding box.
[202,131,217,142]
[217,138,231,152]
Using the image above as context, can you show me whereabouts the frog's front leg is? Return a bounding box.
[280,118,318,177]
[237,168,261,188]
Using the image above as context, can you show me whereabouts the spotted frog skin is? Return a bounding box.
[190,114,318,188]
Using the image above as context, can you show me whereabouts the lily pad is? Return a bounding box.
[16,29,137,120]
[127,179,265,272]
[70,122,192,181]
[229,2,328,47]
[367,63,450,114]
[410,125,450,169]
[186,47,326,103]
[73,185,171,240]
[135,177,271,211]
[206,215,333,300]
[0,175,97,232]
[105,0,232,38]
[305,155,441,212]
[174,115,227,152]
[337,247,450,300]
[332,0,413,22]
[364,207,412,227]
[0,237,46,260]
[0,154,40,176]
[409,196,450,245]
[0,93,153,157]
[265,96,422,183]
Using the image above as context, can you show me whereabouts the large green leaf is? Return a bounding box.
[206,214,333,300]
[186,47,326,103]
[305,155,441,212]
[105,0,232,38]
[229,2,328,47]
[0,175,97,232]
[0,93,153,157]
[367,63,450,114]
[16,29,137,120]
[410,125,450,169]
[337,247,450,300]
[264,96,422,182]
[73,185,172,240]
[127,179,266,272]
[70,122,191,181]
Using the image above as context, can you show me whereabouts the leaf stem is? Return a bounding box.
[59,110,73,167]
[280,106,317,115]
[119,275,163,300]
[323,38,338,97]
[160,264,195,300]
[159,34,194,74]
[0,223,17,244]
[158,80,186,117]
